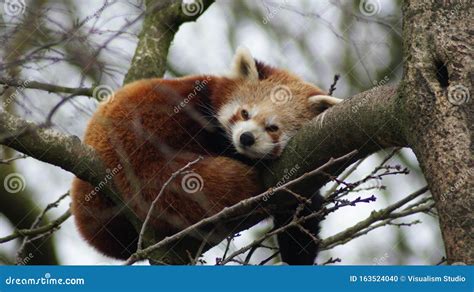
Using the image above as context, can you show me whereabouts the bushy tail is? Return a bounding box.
[71,178,138,259]
[70,155,262,260]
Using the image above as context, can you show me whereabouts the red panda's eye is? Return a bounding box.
[241,109,249,120]
[266,125,279,132]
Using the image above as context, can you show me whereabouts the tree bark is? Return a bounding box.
[124,0,215,84]
[398,0,473,264]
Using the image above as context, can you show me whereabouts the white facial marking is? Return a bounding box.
[266,115,278,126]
[217,100,239,130]
[249,105,259,117]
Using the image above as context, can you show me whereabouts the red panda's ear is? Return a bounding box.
[230,46,259,81]
[308,95,343,114]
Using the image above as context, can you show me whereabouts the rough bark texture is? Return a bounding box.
[123,0,215,84]
[0,112,142,232]
[399,0,473,264]
[263,85,406,193]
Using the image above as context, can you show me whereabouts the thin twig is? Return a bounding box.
[320,257,342,265]
[219,193,376,265]
[328,74,340,95]
[0,154,28,164]
[14,193,70,263]
[137,156,203,251]
[1,209,71,244]
[124,150,358,265]
[258,250,281,265]
[320,186,430,250]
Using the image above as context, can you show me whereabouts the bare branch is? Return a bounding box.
[0,209,71,244]
[0,78,94,96]
[328,74,340,95]
[14,193,70,262]
[0,110,143,231]
[0,154,28,164]
[319,186,430,250]
[124,150,357,265]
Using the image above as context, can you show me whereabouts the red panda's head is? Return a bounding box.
[216,47,342,159]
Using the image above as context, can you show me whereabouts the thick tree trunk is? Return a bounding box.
[399,0,473,264]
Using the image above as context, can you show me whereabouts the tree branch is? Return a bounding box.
[319,186,430,250]
[0,85,406,265]
[124,150,357,265]
[263,85,406,206]
[0,209,71,244]
[0,78,94,97]
[0,110,142,231]
[123,0,215,84]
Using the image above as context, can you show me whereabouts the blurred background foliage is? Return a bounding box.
[0,0,443,265]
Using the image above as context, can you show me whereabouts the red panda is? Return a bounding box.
[70,47,341,263]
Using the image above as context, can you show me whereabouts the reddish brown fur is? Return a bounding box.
[71,76,263,259]
[71,59,329,259]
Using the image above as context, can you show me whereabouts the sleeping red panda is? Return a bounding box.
[70,47,341,264]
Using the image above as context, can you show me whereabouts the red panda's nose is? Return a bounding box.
[240,132,255,147]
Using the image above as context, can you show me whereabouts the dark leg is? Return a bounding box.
[274,192,323,265]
